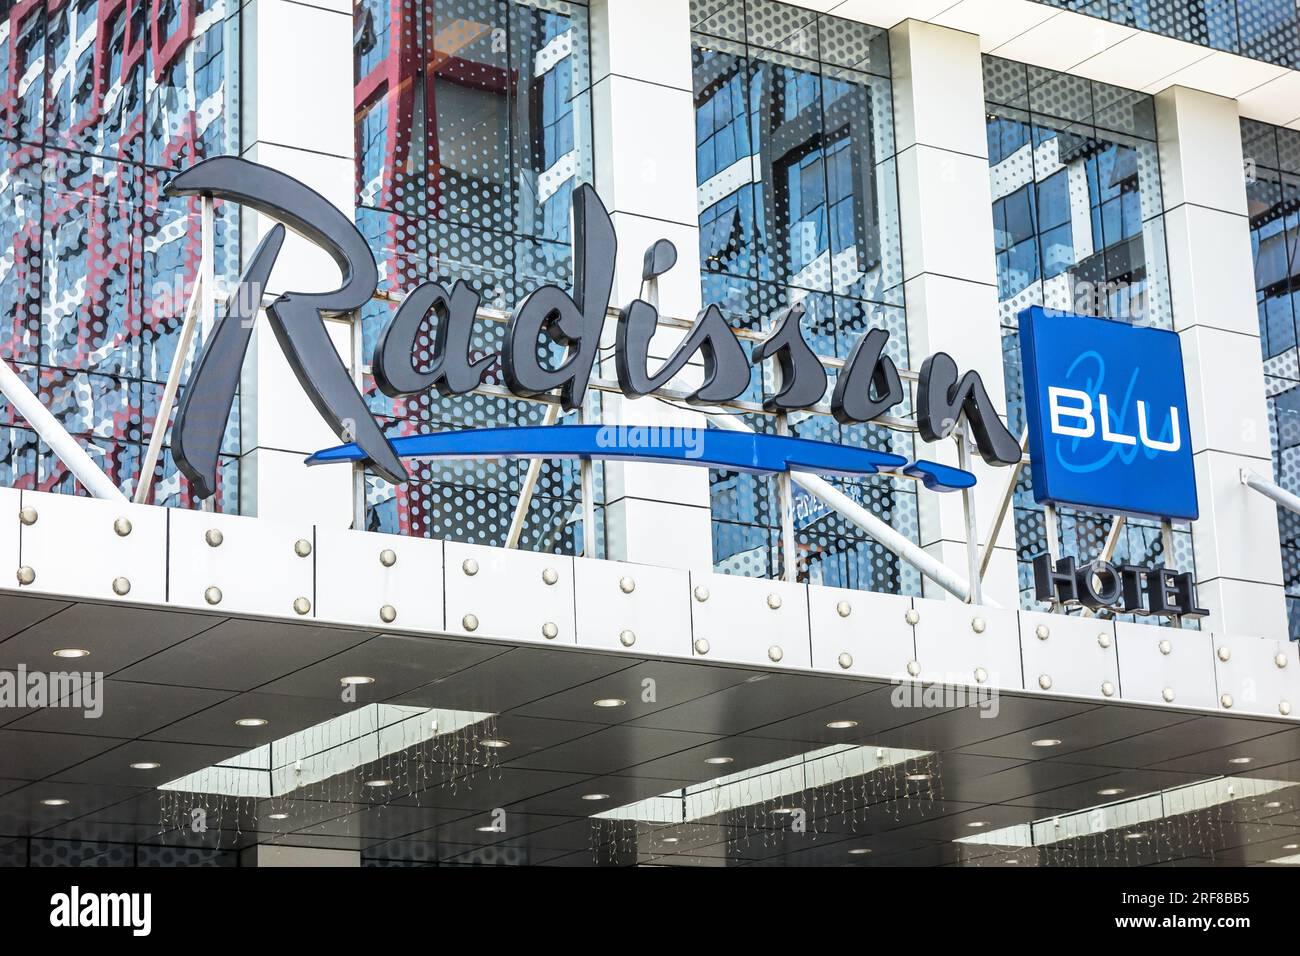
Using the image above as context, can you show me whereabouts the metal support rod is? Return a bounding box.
[1160,518,1181,629]
[0,360,126,502]
[1043,503,1060,565]
[775,413,798,583]
[706,411,992,605]
[579,397,597,559]
[1081,514,1126,618]
[349,306,366,532]
[978,428,1028,579]
[1241,468,1300,515]
[957,429,982,605]
[198,196,217,513]
[506,404,561,549]
[136,263,204,504]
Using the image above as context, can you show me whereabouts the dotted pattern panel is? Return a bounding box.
[0,1,241,510]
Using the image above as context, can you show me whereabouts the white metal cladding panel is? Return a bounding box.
[808,586,916,680]
[686,573,811,668]
[167,507,315,618]
[911,598,1022,690]
[1017,610,1120,700]
[1211,632,1298,718]
[1115,622,1217,710]
[443,542,576,645]
[17,491,167,605]
[313,527,444,632]
[573,557,691,655]
[0,487,22,590]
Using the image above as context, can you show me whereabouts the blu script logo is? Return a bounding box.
[49,886,151,936]
[1018,307,1198,521]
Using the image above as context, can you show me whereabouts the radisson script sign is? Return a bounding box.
[163,156,1022,498]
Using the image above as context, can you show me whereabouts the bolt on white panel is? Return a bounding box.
[167,507,315,619]
[1211,632,1298,719]
[1017,610,1119,700]
[808,586,915,679]
[911,597,1022,690]
[686,573,810,669]
[16,491,166,604]
[573,557,691,656]
[1115,621,1216,709]
[444,542,575,645]
[314,527,443,632]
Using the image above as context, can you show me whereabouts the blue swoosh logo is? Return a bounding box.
[306,425,976,492]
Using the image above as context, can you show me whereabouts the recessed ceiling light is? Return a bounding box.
[1098,787,1125,796]
[1124,832,1148,840]
[1004,859,1019,865]
[966,821,988,828]
[581,793,609,801]
[906,773,931,782]
[847,848,872,855]
[1284,844,1299,850]
[364,778,393,787]
[268,813,289,820]
[661,837,679,844]
[704,756,734,765]
[52,648,88,659]
[479,738,510,749]
[1030,738,1062,747]
[1228,756,1253,764]
[475,825,498,832]
[593,698,626,708]
[826,719,858,729]
[1264,801,1282,809]
[40,798,69,807]
[235,717,267,727]
[339,676,374,686]
[129,762,160,771]
[770,807,795,815]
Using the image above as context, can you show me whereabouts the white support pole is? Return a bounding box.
[0,361,126,502]
[706,411,989,605]
[978,429,1028,579]
[505,403,561,549]
[775,413,797,583]
[1241,468,1300,516]
[579,396,598,559]
[957,430,982,605]
[198,197,216,513]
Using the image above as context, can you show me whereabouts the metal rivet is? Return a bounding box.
[618,576,635,594]
[971,616,986,634]
[619,629,636,647]
[836,601,852,618]
[766,593,782,610]
[16,566,34,586]
[462,614,479,632]
[1035,624,1050,641]
[1276,653,1289,669]
[1158,639,1172,656]
[113,517,132,537]
[379,549,397,568]
[1038,674,1052,690]
[293,539,312,558]
[542,622,559,640]
[905,609,919,626]
[205,528,223,547]
[693,638,709,655]
[1162,687,1175,703]
[111,577,131,596]
[906,660,920,677]
[293,597,311,615]
[18,507,37,526]
[1097,632,1112,649]
[462,558,479,576]
[1101,680,1115,697]
[204,586,222,606]
[1281,701,1292,717]
[837,652,853,670]
[542,567,559,586]
[1217,646,1231,663]
[974,667,988,684]
[379,605,396,624]
[768,645,783,662]
[693,586,709,602]
[1220,693,1234,709]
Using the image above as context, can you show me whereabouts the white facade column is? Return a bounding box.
[588,0,714,569]
[1155,85,1288,639]
[889,20,1019,605]
[237,0,356,526]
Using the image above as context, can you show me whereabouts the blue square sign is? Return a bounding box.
[1018,306,1198,522]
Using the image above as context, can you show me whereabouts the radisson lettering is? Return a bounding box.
[163,156,1021,499]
